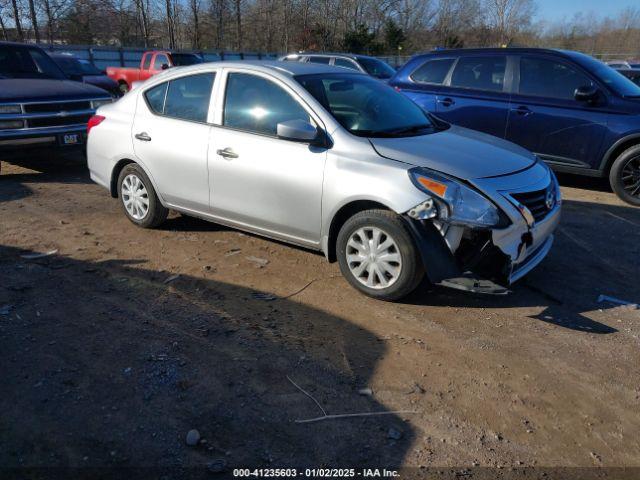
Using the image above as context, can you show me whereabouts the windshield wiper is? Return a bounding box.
[382,124,433,136]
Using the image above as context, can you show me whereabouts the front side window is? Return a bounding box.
[334,58,359,71]
[519,56,593,100]
[144,73,214,122]
[411,58,455,84]
[450,56,506,92]
[223,73,312,136]
[297,73,435,138]
[153,54,170,70]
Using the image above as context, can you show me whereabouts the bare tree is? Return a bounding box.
[27,0,40,41]
[189,0,201,48]
[483,0,535,46]
[10,0,24,41]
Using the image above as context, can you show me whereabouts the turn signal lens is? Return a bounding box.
[87,115,105,135]
[417,177,448,197]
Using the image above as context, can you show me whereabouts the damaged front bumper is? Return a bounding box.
[405,161,561,293]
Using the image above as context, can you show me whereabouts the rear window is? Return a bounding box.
[410,58,455,84]
[450,56,506,92]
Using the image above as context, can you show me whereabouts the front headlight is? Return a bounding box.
[91,99,112,109]
[408,167,504,228]
[0,104,22,114]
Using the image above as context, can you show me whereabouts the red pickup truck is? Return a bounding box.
[106,51,203,93]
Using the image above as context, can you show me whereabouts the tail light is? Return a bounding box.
[394,86,402,92]
[87,115,105,135]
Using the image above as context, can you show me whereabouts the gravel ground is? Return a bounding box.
[1,153,639,479]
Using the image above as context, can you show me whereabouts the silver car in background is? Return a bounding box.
[87,61,561,300]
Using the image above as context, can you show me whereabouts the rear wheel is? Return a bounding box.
[609,145,640,206]
[118,81,129,95]
[336,209,424,301]
[117,163,168,228]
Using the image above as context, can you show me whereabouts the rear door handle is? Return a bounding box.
[437,97,455,107]
[216,147,239,159]
[134,132,152,141]
[511,106,533,116]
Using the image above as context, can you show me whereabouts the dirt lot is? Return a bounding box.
[1,152,639,479]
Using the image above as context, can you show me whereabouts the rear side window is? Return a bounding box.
[142,54,152,70]
[223,73,312,136]
[144,82,167,114]
[410,58,455,84]
[519,56,593,100]
[144,73,215,122]
[450,56,506,92]
[334,58,359,71]
[307,56,331,65]
[164,73,215,122]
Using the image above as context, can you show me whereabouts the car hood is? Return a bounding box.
[369,125,537,180]
[82,75,119,91]
[0,78,111,103]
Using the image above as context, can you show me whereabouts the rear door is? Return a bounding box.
[396,56,457,113]
[132,71,216,212]
[435,54,513,139]
[505,54,609,170]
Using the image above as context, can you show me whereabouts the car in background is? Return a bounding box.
[0,41,112,172]
[50,52,120,97]
[87,61,560,300]
[617,68,640,87]
[280,53,397,80]
[390,48,640,205]
[106,50,203,94]
[607,61,631,69]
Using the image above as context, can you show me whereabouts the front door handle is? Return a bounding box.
[216,147,239,159]
[511,106,533,116]
[437,97,455,107]
[134,132,152,141]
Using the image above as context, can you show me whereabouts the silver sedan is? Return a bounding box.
[87,61,561,300]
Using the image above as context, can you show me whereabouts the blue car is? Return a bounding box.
[389,48,640,205]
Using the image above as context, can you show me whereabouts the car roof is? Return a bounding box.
[282,52,378,61]
[168,60,366,77]
[419,47,577,58]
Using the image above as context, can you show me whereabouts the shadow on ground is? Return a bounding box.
[0,244,413,477]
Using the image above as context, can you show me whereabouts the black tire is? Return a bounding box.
[336,209,425,301]
[118,81,129,95]
[117,163,168,228]
[609,145,640,206]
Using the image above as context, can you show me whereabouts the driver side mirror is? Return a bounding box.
[161,63,170,70]
[574,85,600,103]
[276,119,319,143]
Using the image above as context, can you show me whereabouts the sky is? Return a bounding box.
[536,0,636,22]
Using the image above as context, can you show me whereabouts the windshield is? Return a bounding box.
[296,73,435,138]
[0,45,66,80]
[54,57,102,76]
[170,53,203,66]
[357,57,397,79]
[573,53,640,97]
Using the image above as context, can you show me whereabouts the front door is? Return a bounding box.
[435,54,512,139]
[505,55,609,169]
[208,70,326,245]
[132,71,216,212]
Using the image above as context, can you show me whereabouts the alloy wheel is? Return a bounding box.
[345,226,403,289]
[621,156,640,198]
[121,174,149,220]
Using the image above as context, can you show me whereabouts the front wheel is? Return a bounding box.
[117,163,168,228]
[609,145,640,206]
[336,209,425,301]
